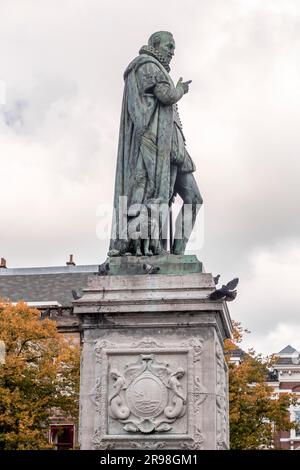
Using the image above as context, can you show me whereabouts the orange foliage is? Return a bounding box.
[0,300,80,450]
[226,321,297,449]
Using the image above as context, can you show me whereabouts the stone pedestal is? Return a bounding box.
[74,255,232,450]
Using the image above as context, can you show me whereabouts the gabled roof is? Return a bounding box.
[278,345,297,355]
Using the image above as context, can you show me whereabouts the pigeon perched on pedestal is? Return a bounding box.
[71,290,82,300]
[98,260,110,276]
[143,263,160,275]
[209,278,239,302]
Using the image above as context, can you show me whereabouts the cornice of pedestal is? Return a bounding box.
[73,272,233,340]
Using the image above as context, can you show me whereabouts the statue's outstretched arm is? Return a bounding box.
[154,81,184,105]
[154,78,191,105]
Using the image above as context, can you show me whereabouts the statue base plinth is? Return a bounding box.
[75,256,232,450]
[108,254,203,276]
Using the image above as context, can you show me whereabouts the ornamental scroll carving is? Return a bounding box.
[216,340,228,449]
[108,354,187,434]
[92,336,206,449]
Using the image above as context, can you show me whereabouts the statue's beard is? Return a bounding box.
[159,51,172,65]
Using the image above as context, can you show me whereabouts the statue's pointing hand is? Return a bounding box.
[176,77,192,95]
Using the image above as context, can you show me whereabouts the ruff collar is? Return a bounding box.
[139,45,171,72]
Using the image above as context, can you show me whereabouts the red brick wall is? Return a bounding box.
[279,442,291,450]
[280,382,300,389]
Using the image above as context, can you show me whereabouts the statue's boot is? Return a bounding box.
[172,237,188,255]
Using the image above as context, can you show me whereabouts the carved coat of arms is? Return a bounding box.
[108,354,186,434]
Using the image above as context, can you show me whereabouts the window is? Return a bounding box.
[50,425,74,450]
[295,411,300,437]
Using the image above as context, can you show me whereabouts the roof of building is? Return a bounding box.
[0,265,99,307]
[229,348,245,358]
[278,345,298,355]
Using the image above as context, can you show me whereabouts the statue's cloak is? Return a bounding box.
[109,54,175,253]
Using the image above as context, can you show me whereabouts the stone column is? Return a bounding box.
[74,255,232,450]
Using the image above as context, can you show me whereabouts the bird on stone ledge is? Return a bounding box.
[143,263,160,275]
[71,290,82,300]
[98,260,110,276]
[209,277,239,302]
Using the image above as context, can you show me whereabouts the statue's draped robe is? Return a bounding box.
[109,54,194,254]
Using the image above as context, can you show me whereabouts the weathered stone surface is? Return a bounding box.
[108,254,203,276]
[76,258,232,450]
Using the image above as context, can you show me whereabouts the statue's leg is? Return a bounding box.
[143,238,153,256]
[135,239,142,257]
[172,173,203,255]
[158,203,170,254]
[160,164,178,252]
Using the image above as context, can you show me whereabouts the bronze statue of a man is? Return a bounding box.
[109,31,202,256]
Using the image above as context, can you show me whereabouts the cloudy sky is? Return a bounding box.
[1,0,300,355]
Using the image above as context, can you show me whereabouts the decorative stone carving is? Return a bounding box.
[131,337,166,349]
[109,371,131,420]
[130,442,165,450]
[180,427,204,450]
[91,336,206,449]
[92,430,116,450]
[182,338,204,362]
[194,376,207,413]
[92,377,102,413]
[216,341,228,450]
[108,354,186,434]
[95,339,116,364]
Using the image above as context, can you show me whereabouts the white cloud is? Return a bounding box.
[233,241,300,354]
[244,323,300,357]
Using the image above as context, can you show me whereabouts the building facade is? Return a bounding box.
[0,257,97,449]
[268,345,300,450]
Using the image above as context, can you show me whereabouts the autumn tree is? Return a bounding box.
[0,300,80,450]
[225,321,297,449]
